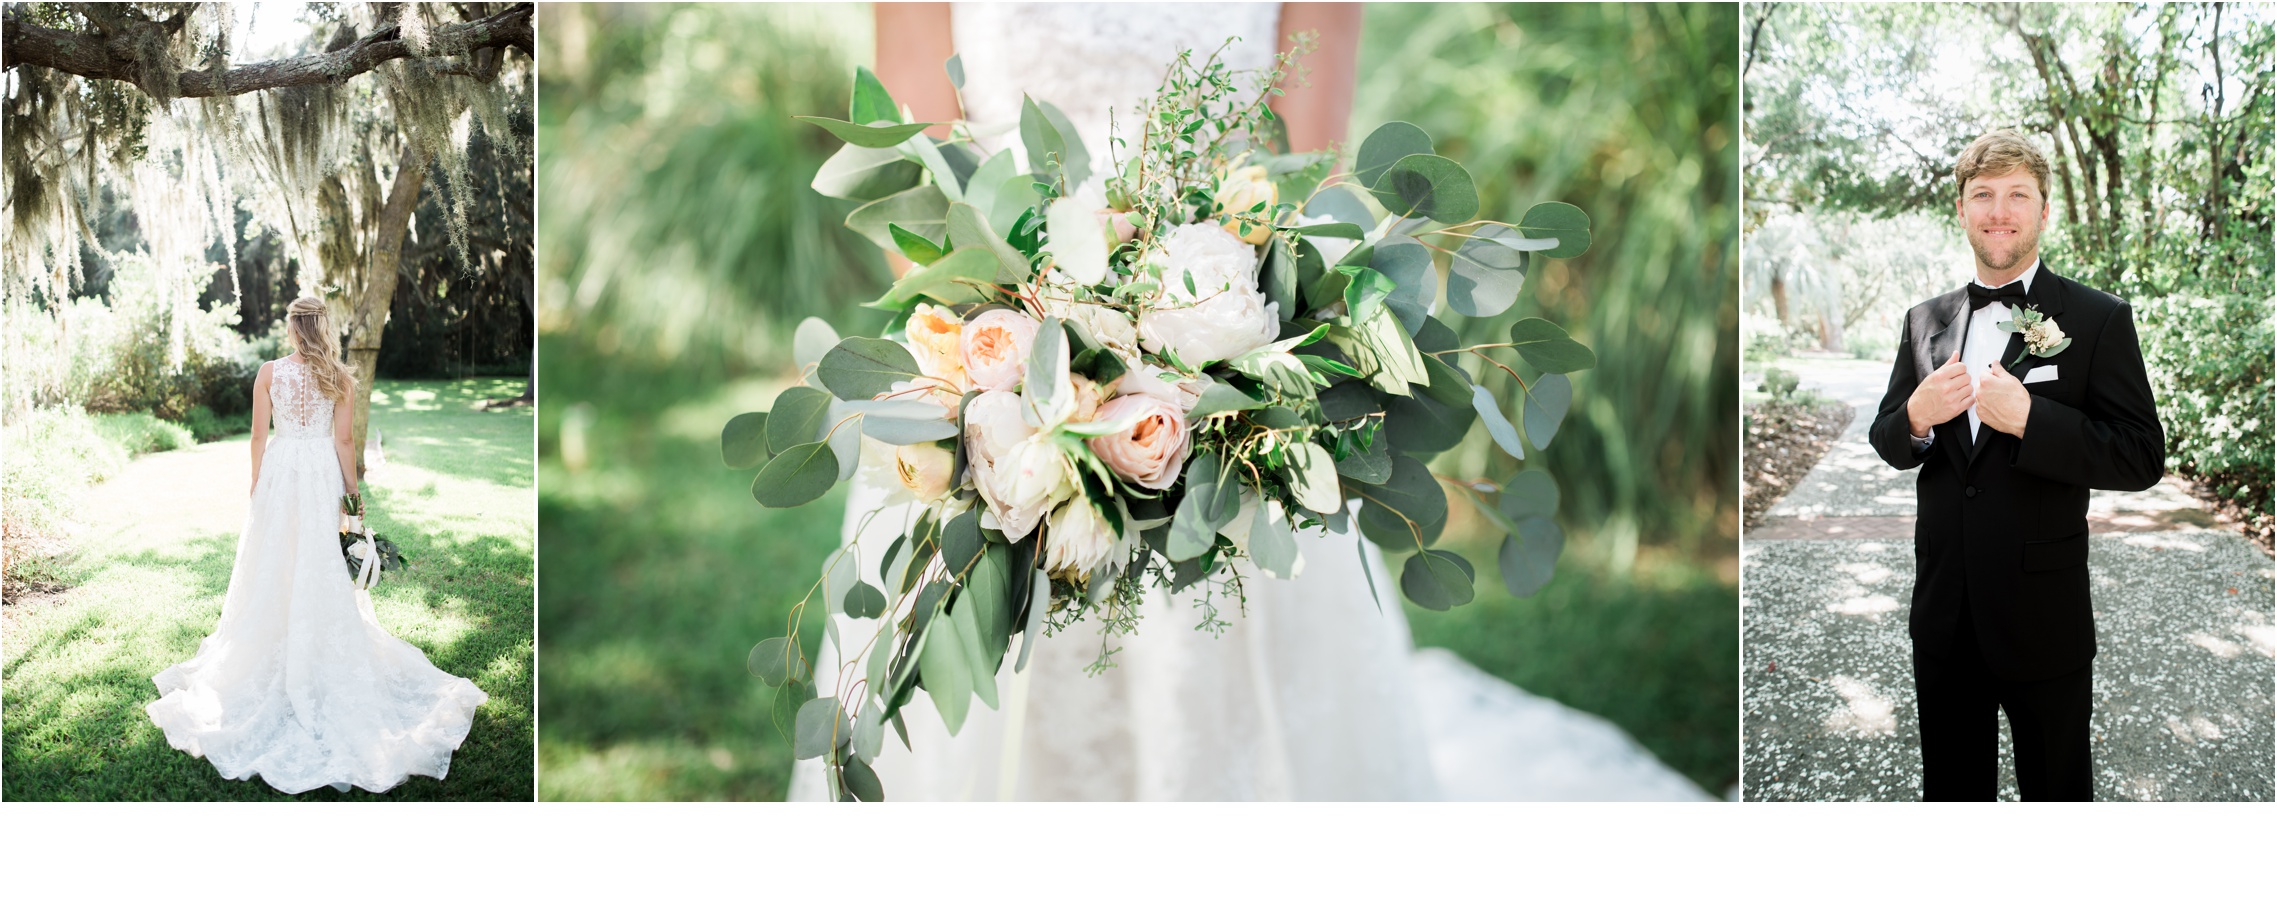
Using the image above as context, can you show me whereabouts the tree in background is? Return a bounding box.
[4,1,533,463]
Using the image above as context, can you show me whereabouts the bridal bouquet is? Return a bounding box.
[727,42,1594,800]
[338,494,407,588]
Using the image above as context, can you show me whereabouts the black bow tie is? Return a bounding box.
[1966,280,2027,311]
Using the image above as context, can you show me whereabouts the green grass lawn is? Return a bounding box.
[537,337,1737,799]
[1,378,534,801]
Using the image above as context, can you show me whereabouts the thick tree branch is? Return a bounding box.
[2,2,532,98]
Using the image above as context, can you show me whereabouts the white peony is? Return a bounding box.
[1137,223,1280,366]
[963,391,1074,541]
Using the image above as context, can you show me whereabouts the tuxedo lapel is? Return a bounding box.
[1923,290,1969,372]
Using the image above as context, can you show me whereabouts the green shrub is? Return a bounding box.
[89,413,196,456]
[3,252,259,422]
[2135,293,2273,527]
[177,405,253,442]
[3,408,131,574]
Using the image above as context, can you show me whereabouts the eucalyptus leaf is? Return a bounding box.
[843,582,889,619]
[1400,549,1476,611]
[1498,515,1564,597]
[1517,201,1592,259]
[845,184,949,251]
[765,386,833,456]
[1500,469,1561,521]
[796,116,935,149]
[1303,184,1377,229]
[1335,437,1393,484]
[1351,454,1447,551]
[1045,197,1108,284]
[1023,316,1072,425]
[1521,373,1573,448]
[1447,223,1530,318]
[812,142,922,202]
[1167,454,1233,561]
[771,678,812,738]
[1418,351,1475,408]
[1354,121,1434,189]
[1508,319,1597,374]
[793,696,852,760]
[948,201,1031,283]
[1250,502,1301,580]
[794,318,841,373]
[826,398,861,481]
[1187,380,1269,419]
[1286,221,1366,241]
[950,595,999,710]
[1384,391,1475,454]
[940,508,986,578]
[747,635,802,687]
[1369,154,1478,224]
[1371,236,1437,332]
[825,548,861,614]
[860,415,960,445]
[721,412,770,469]
[945,54,965,89]
[962,151,1020,231]
[751,441,840,508]
[849,66,901,125]
[889,224,944,266]
[918,595,973,734]
[873,246,997,309]
[1318,380,1382,422]
[818,338,925,401]
[1471,384,1526,460]
[842,751,884,802]
[1287,442,1343,515]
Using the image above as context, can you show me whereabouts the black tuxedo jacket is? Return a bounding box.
[1868,266,2165,682]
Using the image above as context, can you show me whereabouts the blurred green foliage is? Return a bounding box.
[536,2,1738,799]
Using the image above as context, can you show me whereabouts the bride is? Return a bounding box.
[146,297,487,795]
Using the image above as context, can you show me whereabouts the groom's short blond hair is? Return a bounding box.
[1955,129,2051,202]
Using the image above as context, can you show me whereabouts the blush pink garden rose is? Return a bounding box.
[960,309,1040,392]
[903,303,967,389]
[1085,392,1191,490]
[963,390,1073,540]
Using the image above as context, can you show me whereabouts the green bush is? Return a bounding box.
[4,252,259,422]
[2,408,131,576]
[2135,293,2273,528]
[177,406,253,443]
[90,413,196,456]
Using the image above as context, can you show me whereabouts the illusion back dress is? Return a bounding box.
[147,357,487,794]
[791,3,1440,801]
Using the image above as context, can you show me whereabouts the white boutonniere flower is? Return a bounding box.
[1995,305,2071,366]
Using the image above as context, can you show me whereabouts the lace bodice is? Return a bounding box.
[268,358,335,440]
[950,3,1283,204]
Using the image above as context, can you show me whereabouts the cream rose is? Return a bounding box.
[1137,223,1280,366]
[1042,499,1125,580]
[1214,164,1278,245]
[904,303,967,389]
[894,442,955,502]
[963,390,1073,540]
[960,309,1040,392]
[1085,392,1191,490]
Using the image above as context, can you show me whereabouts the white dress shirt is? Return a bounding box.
[1914,259,2040,450]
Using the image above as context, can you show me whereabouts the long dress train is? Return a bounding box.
[146,357,487,794]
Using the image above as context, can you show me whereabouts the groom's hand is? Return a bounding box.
[1907,350,1974,436]
[1979,362,2032,437]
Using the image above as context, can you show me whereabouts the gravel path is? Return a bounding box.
[1743,358,2274,801]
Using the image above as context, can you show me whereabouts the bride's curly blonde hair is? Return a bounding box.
[284,297,356,403]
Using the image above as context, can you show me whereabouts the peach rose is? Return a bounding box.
[904,303,966,389]
[960,308,1040,392]
[894,442,955,502]
[964,390,1072,540]
[1085,393,1191,490]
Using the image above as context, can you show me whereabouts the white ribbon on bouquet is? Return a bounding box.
[344,514,381,590]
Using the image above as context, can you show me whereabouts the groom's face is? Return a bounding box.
[1956,170,2048,273]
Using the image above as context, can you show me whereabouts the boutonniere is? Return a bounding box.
[1996,305,2070,366]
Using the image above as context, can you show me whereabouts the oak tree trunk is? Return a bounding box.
[344,142,431,478]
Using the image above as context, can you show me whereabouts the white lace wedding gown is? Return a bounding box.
[146,357,487,794]
[792,3,1711,802]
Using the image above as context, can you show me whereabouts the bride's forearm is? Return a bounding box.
[334,441,359,497]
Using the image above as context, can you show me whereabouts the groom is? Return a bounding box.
[1867,130,2166,801]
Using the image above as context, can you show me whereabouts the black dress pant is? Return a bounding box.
[1912,609,2094,801]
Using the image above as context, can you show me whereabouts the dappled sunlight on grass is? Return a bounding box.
[2,377,533,801]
